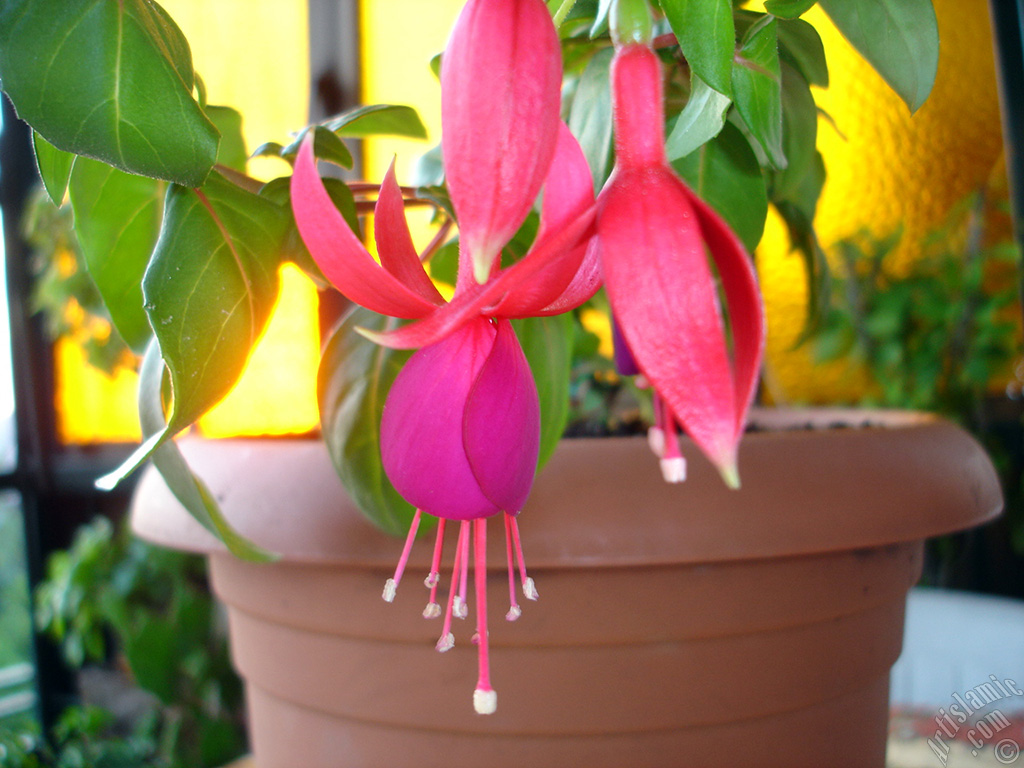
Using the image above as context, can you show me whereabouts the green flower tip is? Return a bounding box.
[610,0,652,47]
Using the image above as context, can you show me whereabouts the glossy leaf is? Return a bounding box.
[0,0,218,186]
[772,62,817,202]
[590,0,614,36]
[777,17,828,87]
[206,105,248,173]
[323,104,428,139]
[662,0,736,97]
[731,15,785,169]
[665,74,732,161]
[673,122,768,252]
[254,125,354,169]
[32,132,76,205]
[568,47,615,190]
[764,0,817,18]
[144,172,287,435]
[137,342,276,562]
[818,0,938,113]
[512,314,574,469]
[318,308,416,535]
[67,156,163,352]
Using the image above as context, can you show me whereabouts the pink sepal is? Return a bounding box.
[375,158,446,306]
[291,138,439,318]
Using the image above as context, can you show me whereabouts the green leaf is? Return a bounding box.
[776,17,828,87]
[135,343,276,562]
[256,125,354,169]
[662,0,736,97]
[665,74,732,161]
[67,156,163,352]
[511,315,574,469]
[0,0,218,186]
[818,0,938,112]
[590,0,615,36]
[673,123,768,251]
[771,63,817,202]
[98,173,288,490]
[731,15,785,169]
[206,105,248,173]
[764,0,817,18]
[144,172,287,434]
[568,47,615,191]
[324,104,428,139]
[318,308,415,535]
[32,132,76,204]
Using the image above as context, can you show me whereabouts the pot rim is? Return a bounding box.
[130,407,1002,568]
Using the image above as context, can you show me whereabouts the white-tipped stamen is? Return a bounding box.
[659,407,687,484]
[453,595,468,619]
[635,374,651,389]
[384,508,422,602]
[503,513,521,622]
[509,516,538,602]
[660,456,686,483]
[457,521,471,615]
[424,518,446,590]
[647,426,665,458]
[522,576,539,601]
[473,519,496,715]
[438,522,468,653]
[473,688,497,715]
[422,602,441,619]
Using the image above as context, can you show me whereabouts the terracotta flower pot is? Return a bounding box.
[131,409,1001,768]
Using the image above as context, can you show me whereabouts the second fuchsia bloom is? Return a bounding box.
[291,0,598,715]
[598,41,766,487]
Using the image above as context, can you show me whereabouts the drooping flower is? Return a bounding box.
[597,39,765,487]
[290,0,598,714]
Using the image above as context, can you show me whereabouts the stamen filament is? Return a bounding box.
[503,513,521,621]
[660,405,686,484]
[473,519,497,715]
[455,520,471,619]
[423,518,447,619]
[383,508,422,602]
[509,514,538,601]
[437,521,469,653]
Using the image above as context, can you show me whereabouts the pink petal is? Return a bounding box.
[291,137,437,318]
[375,158,446,306]
[360,203,598,349]
[442,0,562,282]
[380,319,502,520]
[682,185,765,437]
[463,320,540,512]
[598,165,741,471]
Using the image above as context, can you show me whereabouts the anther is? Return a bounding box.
[473,688,497,715]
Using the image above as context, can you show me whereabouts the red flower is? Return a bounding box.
[598,42,765,486]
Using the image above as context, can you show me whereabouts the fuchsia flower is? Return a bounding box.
[291,0,598,715]
[597,41,765,487]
